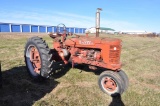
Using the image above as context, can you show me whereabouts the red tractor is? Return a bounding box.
[24,8,128,96]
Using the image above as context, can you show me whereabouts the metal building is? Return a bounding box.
[0,22,86,34]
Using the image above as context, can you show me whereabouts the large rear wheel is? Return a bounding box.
[24,36,53,79]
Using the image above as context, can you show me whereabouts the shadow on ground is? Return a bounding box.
[0,66,59,106]
[51,65,71,79]
[74,64,107,75]
[0,64,125,106]
[109,93,125,106]
[75,64,125,106]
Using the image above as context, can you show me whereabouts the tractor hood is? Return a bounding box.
[64,36,121,48]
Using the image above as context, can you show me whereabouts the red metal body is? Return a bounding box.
[48,8,122,71]
[48,33,122,71]
[65,36,122,70]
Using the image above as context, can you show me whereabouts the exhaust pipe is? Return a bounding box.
[96,8,102,37]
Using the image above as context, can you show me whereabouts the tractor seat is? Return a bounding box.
[48,32,62,39]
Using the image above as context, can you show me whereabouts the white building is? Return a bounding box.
[85,27,115,34]
[119,31,151,34]
[85,27,96,33]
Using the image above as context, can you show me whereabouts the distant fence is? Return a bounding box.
[0,22,86,34]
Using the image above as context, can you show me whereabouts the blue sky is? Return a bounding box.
[0,0,159,32]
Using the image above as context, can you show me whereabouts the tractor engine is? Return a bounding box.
[63,36,122,71]
[79,49,101,61]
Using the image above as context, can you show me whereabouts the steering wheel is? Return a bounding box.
[56,23,66,34]
[56,23,68,42]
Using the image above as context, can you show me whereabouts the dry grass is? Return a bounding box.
[0,33,160,106]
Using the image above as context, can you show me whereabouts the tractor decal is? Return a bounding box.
[79,40,94,45]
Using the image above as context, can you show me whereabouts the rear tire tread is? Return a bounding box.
[24,36,54,79]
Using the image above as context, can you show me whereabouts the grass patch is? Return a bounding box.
[0,33,160,106]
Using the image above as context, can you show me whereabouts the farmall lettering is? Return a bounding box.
[79,40,94,45]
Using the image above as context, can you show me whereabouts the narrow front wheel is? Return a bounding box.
[98,71,125,96]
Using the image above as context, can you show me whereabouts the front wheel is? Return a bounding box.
[118,70,129,92]
[98,71,124,96]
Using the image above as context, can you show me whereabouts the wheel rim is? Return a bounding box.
[26,45,41,76]
[30,46,41,74]
[101,76,117,93]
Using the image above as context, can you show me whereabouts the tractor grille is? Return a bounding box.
[109,45,120,64]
